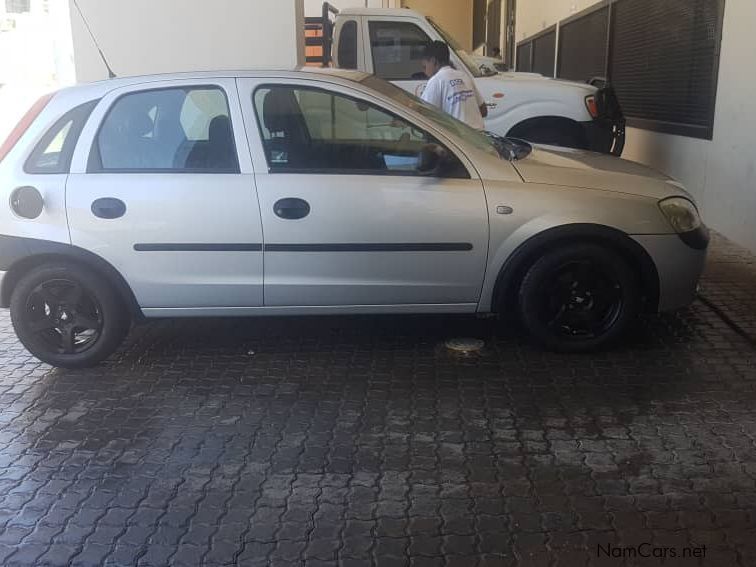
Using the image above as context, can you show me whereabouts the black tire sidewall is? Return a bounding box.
[517,243,641,352]
[10,263,129,368]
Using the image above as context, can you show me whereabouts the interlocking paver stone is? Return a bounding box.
[0,235,755,565]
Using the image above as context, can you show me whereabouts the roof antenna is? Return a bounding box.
[72,0,116,79]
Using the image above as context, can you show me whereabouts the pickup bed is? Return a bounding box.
[307,3,625,155]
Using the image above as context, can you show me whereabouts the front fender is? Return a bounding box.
[478,218,660,314]
[477,74,594,137]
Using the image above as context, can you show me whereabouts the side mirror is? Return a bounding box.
[417,144,450,176]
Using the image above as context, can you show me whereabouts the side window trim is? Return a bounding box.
[86,84,240,174]
[24,100,99,175]
[251,83,469,179]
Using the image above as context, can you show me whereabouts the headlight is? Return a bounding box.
[658,197,701,234]
[585,95,600,118]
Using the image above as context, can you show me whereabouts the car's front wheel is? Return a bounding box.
[10,263,130,368]
[517,243,641,352]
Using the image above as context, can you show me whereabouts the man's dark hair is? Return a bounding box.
[422,41,451,66]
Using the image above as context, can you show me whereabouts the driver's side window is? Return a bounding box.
[253,85,466,177]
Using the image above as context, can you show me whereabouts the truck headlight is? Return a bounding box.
[658,197,701,234]
[585,95,600,119]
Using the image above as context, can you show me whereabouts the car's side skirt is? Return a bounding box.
[141,303,479,318]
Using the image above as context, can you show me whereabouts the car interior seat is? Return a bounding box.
[183,115,237,171]
[262,89,311,168]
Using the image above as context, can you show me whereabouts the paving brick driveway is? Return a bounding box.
[0,235,755,567]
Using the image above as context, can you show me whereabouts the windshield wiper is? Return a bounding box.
[485,133,532,161]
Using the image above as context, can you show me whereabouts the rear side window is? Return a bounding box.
[25,100,98,174]
[338,20,358,69]
[369,21,431,81]
[89,86,239,173]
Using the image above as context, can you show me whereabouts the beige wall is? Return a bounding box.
[516,0,599,40]
[516,0,756,254]
[402,0,474,51]
[71,0,305,83]
[0,0,75,142]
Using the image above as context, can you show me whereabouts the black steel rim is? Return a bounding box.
[537,259,623,340]
[23,278,103,355]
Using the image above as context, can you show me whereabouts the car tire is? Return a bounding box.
[10,263,130,368]
[517,243,640,352]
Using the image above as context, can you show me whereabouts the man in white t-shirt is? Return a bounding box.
[420,41,487,130]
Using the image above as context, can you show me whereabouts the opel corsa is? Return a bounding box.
[0,69,708,368]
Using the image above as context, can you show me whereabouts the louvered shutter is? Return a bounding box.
[558,6,610,82]
[609,0,724,138]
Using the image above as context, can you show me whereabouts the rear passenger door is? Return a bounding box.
[66,79,264,311]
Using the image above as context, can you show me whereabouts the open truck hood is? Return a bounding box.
[511,145,690,201]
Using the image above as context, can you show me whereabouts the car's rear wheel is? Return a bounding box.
[517,243,640,352]
[10,263,130,368]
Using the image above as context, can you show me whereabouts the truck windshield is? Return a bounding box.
[427,18,498,78]
[360,75,531,161]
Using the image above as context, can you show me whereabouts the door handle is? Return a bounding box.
[274,198,310,220]
[91,198,126,219]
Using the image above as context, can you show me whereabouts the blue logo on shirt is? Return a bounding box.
[446,90,475,106]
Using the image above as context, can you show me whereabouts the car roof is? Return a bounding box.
[55,67,373,102]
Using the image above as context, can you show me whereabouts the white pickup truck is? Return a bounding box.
[310,3,625,155]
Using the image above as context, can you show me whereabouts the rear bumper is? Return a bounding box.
[632,231,709,312]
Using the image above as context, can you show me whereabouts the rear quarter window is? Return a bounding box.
[24,100,98,175]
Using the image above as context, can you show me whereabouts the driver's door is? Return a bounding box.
[237,78,489,309]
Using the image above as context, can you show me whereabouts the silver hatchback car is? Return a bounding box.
[0,69,708,368]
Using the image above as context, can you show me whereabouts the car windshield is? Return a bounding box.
[427,18,498,78]
[360,75,531,161]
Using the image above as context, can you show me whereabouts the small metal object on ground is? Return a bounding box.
[445,337,485,354]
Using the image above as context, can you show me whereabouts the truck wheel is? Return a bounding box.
[10,263,130,368]
[517,243,640,352]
